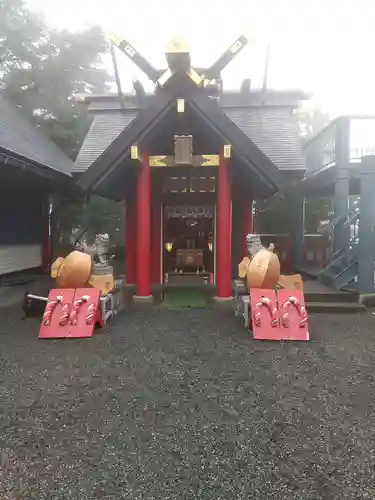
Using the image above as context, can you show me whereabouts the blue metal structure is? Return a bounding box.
[303,116,375,292]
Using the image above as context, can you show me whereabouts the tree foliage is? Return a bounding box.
[0,0,111,158]
[255,105,333,234]
[0,0,126,252]
[295,102,331,143]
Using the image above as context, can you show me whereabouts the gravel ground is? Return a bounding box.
[0,306,375,499]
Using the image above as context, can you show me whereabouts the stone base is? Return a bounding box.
[212,295,234,304]
[359,293,375,307]
[92,263,113,275]
[133,295,154,304]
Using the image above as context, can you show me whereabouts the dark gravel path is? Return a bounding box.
[1,306,375,499]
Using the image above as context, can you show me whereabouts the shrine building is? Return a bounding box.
[0,90,75,278]
[75,35,307,301]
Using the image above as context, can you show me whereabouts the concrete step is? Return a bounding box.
[306,301,366,314]
[304,291,359,303]
[167,272,210,286]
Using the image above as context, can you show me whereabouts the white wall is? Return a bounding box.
[0,244,42,276]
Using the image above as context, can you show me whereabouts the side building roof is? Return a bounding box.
[0,91,73,177]
[75,112,137,174]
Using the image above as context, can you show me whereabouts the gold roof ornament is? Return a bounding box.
[130,145,139,160]
[165,37,190,54]
[164,37,192,80]
[75,94,87,103]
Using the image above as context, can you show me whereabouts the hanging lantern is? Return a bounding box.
[165,241,173,252]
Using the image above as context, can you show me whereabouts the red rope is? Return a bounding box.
[253,297,278,327]
[43,296,63,326]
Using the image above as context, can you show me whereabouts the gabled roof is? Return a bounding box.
[0,91,73,177]
[77,76,282,196]
[188,92,282,190]
[224,107,305,171]
[74,92,306,175]
[78,90,174,191]
[74,111,137,173]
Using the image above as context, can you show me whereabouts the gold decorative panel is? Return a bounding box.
[157,68,172,87]
[149,155,167,167]
[177,99,185,113]
[200,154,220,167]
[187,68,203,86]
[223,145,232,159]
[130,145,139,160]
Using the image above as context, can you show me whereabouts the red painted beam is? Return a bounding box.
[151,196,162,284]
[216,153,232,298]
[135,154,151,298]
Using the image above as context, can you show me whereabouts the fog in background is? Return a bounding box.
[27,0,375,117]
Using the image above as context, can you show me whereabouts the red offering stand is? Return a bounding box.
[39,288,102,339]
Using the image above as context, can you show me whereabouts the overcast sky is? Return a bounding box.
[26,0,375,118]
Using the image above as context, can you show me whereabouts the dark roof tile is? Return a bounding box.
[224,107,306,171]
[75,106,305,174]
[0,92,73,176]
[74,111,137,173]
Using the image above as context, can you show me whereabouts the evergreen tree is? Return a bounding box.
[0,0,111,158]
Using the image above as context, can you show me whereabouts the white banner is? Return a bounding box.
[165,206,213,219]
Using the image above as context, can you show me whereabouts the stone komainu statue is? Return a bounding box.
[75,233,110,266]
[245,233,275,257]
[92,233,110,265]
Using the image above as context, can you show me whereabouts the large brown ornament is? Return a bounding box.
[246,249,281,289]
[278,273,303,291]
[238,257,251,279]
[55,251,92,289]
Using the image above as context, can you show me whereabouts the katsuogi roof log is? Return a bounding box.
[110,32,250,88]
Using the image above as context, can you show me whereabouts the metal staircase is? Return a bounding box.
[303,116,375,294]
[317,210,359,290]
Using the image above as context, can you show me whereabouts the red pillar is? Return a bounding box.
[151,196,162,284]
[125,196,137,284]
[216,152,232,299]
[242,200,254,256]
[135,154,152,298]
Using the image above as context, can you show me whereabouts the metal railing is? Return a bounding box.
[317,210,360,290]
[349,147,375,162]
[304,119,338,172]
[304,116,375,173]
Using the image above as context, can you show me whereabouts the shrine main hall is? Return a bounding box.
[75,36,306,301]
